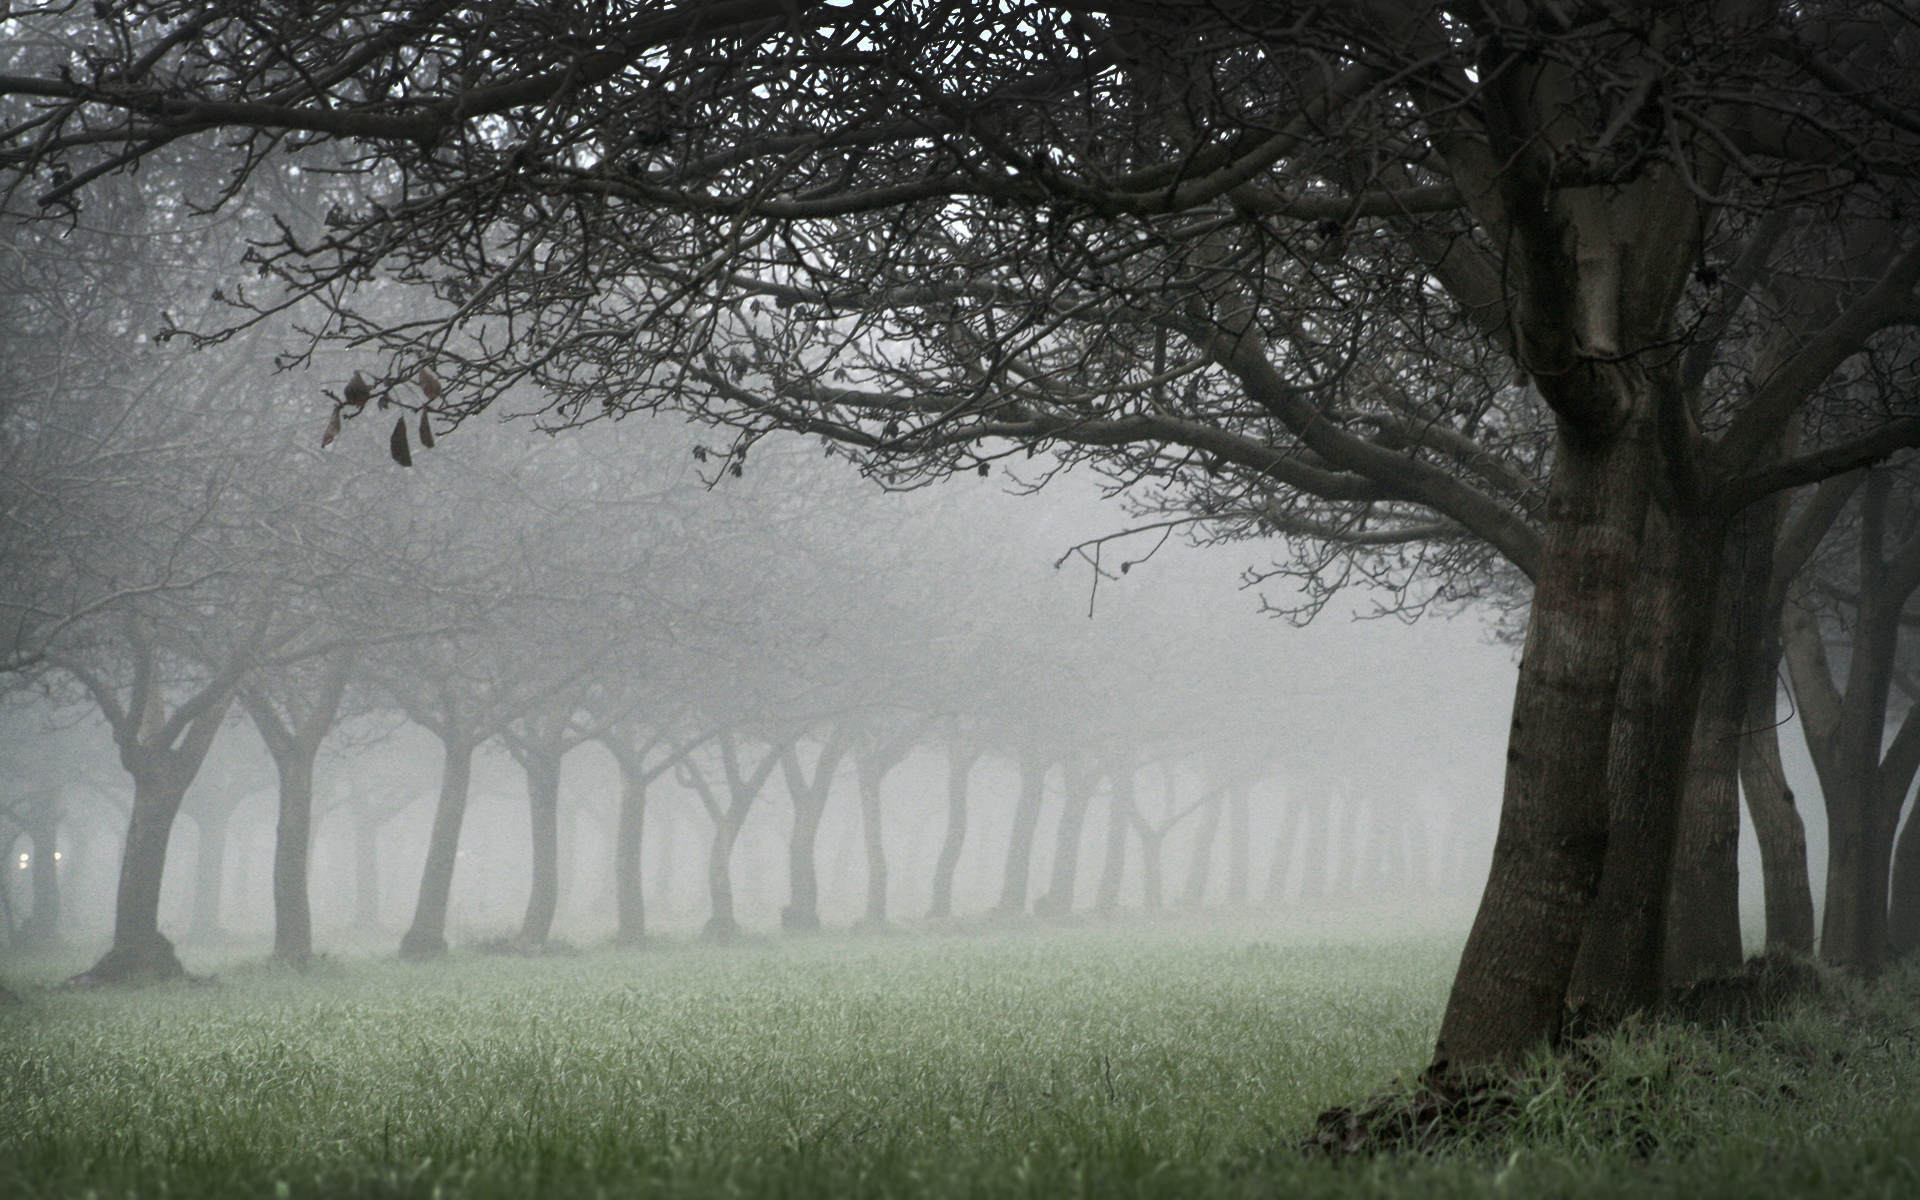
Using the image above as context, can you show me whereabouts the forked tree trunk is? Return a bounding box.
[1435,416,1655,1070]
[1034,758,1097,919]
[692,732,784,944]
[399,736,477,960]
[1567,505,1722,1022]
[927,738,980,921]
[85,690,239,984]
[244,650,352,967]
[778,731,849,932]
[995,746,1049,916]
[604,729,700,948]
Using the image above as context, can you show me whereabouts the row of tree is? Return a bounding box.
[3,0,1919,1072]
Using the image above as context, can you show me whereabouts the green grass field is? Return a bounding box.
[4,923,1920,1198]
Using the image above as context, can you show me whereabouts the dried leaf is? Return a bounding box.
[416,367,442,401]
[342,371,372,414]
[389,417,413,467]
[418,410,436,449]
[321,405,342,448]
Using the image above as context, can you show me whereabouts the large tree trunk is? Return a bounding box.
[399,736,476,960]
[516,746,563,946]
[1566,506,1720,1023]
[84,691,239,984]
[927,739,979,921]
[1034,758,1097,919]
[1434,417,1655,1071]
[16,787,61,948]
[99,767,199,981]
[995,746,1049,916]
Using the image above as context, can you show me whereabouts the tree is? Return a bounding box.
[9,0,1920,1066]
[1784,467,1920,973]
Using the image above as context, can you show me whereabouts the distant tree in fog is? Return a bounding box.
[10,1,1920,1069]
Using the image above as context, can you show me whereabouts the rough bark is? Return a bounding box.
[1435,412,1656,1070]
[1566,505,1723,1022]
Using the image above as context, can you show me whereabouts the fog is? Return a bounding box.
[0,416,1827,960]
[4,411,1541,953]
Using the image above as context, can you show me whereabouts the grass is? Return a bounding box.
[3,923,1920,1198]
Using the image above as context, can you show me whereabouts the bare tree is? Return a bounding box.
[9,0,1920,1065]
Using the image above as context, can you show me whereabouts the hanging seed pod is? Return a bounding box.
[321,406,342,448]
[418,410,436,449]
[342,371,372,415]
[389,417,413,466]
[416,367,442,401]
